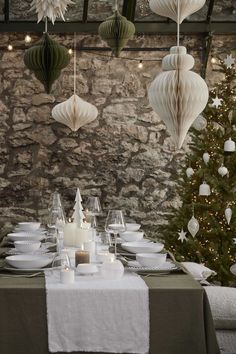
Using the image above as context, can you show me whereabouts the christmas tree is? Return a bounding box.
[159,54,236,285]
[72,188,85,227]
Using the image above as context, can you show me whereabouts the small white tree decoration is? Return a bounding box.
[72,188,85,228]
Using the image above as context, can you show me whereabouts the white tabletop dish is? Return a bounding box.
[76,263,98,275]
[127,260,177,272]
[14,240,41,253]
[120,231,144,242]
[7,233,45,242]
[17,222,41,231]
[125,223,141,231]
[5,254,53,269]
[121,242,164,254]
[136,253,167,267]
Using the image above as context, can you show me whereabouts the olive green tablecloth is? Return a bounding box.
[0,272,220,354]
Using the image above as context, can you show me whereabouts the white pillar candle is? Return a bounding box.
[63,223,76,247]
[74,228,93,247]
[60,268,75,284]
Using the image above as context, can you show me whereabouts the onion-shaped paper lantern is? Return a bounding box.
[98,10,135,57]
[52,94,98,131]
[149,0,206,24]
[24,32,70,94]
[148,46,209,149]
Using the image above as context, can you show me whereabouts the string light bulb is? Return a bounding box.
[68,48,73,55]
[25,35,32,43]
[211,56,217,64]
[7,44,13,51]
[138,60,143,69]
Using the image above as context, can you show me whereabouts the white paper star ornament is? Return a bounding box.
[212,96,223,108]
[178,229,187,243]
[224,54,235,69]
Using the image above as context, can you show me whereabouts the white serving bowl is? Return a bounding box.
[17,222,41,231]
[7,233,45,242]
[121,231,144,242]
[14,241,41,253]
[121,242,164,254]
[136,253,167,267]
[5,255,52,269]
[125,223,141,231]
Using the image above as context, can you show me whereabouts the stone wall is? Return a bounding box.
[0,32,235,237]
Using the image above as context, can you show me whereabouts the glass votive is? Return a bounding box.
[100,260,124,280]
[60,267,75,284]
[96,251,115,263]
[75,250,90,267]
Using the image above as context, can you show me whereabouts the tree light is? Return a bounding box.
[25,35,32,43]
[211,56,217,64]
[68,48,73,55]
[138,60,143,69]
[7,44,13,51]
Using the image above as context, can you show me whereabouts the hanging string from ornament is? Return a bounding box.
[31,0,74,24]
[187,204,199,237]
[148,0,208,149]
[52,33,98,131]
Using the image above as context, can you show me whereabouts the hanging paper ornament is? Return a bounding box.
[98,10,135,57]
[24,32,70,94]
[218,164,228,177]
[187,215,199,237]
[186,167,194,178]
[224,54,235,69]
[31,0,74,24]
[199,181,211,196]
[192,114,207,131]
[225,207,232,225]
[177,228,187,243]
[203,152,210,165]
[148,46,209,149]
[149,0,206,24]
[52,94,98,131]
[224,138,236,152]
[212,96,223,108]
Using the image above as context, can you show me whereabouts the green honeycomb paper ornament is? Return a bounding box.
[98,11,135,57]
[24,32,70,94]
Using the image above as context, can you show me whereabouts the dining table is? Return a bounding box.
[0,240,220,354]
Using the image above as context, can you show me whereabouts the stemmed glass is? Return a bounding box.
[105,210,126,257]
[84,197,102,240]
[47,192,66,249]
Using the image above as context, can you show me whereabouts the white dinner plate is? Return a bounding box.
[3,266,58,274]
[127,260,177,272]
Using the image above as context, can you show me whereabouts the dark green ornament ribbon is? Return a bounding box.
[24,32,70,94]
[98,10,135,57]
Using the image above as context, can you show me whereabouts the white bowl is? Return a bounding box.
[125,223,141,231]
[14,241,41,253]
[76,263,98,275]
[5,255,52,269]
[17,222,41,231]
[121,242,164,254]
[7,233,45,242]
[121,231,144,242]
[136,253,167,267]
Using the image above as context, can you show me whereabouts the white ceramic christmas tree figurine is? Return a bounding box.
[72,188,85,227]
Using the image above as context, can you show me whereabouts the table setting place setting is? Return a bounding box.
[0,191,187,354]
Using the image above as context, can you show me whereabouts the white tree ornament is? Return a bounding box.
[52,94,98,131]
[224,54,235,69]
[178,228,187,243]
[149,0,206,24]
[186,167,194,178]
[218,164,228,177]
[192,114,207,131]
[72,188,85,227]
[31,0,74,24]
[212,96,223,108]
[187,215,199,237]
[148,46,209,149]
[224,138,236,152]
[203,152,210,165]
[225,207,232,225]
[199,181,211,196]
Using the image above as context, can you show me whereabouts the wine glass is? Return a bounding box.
[105,210,126,257]
[47,192,66,233]
[52,249,71,269]
[84,197,102,238]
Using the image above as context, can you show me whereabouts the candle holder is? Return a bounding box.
[60,266,75,284]
[75,249,90,267]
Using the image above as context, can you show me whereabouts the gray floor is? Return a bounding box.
[217,330,236,354]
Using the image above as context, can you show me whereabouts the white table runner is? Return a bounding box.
[45,271,149,353]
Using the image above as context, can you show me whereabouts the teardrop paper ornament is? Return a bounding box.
[31,0,74,24]
[203,152,210,165]
[192,114,207,131]
[24,32,70,93]
[149,0,206,24]
[199,181,211,196]
[218,164,228,177]
[225,207,232,225]
[52,94,98,131]
[98,10,135,57]
[187,215,199,237]
[186,167,194,178]
[148,46,209,149]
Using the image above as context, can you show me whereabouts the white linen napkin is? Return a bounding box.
[45,271,149,353]
[181,262,216,280]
